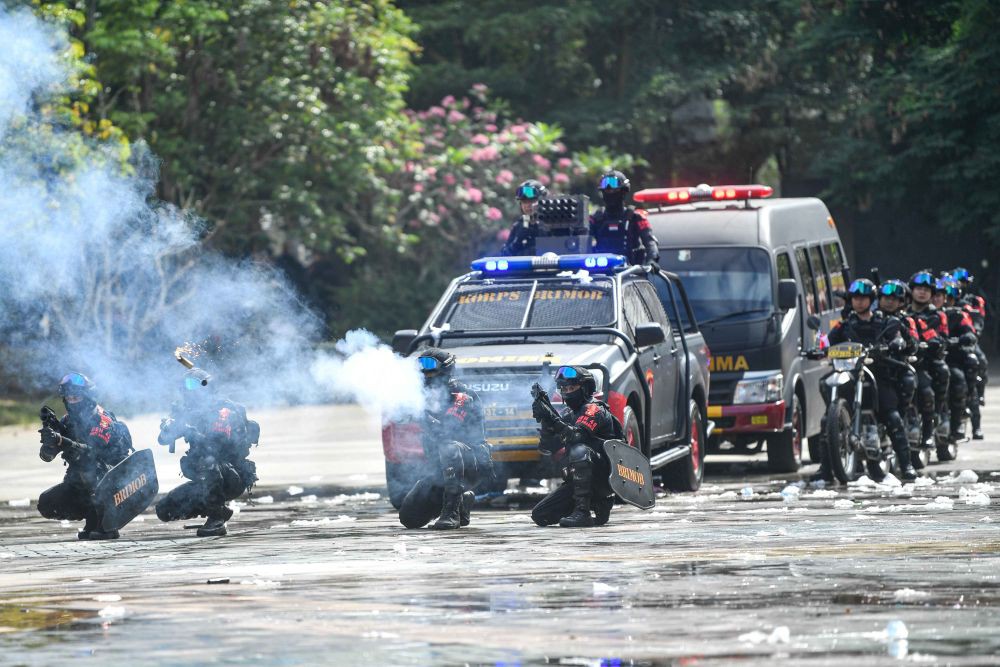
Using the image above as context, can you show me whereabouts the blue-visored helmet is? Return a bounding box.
[879,279,908,300]
[942,280,962,299]
[950,267,972,284]
[598,170,630,193]
[515,179,547,202]
[848,278,876,297]
[417,347,455,378]
[555,366,596,410]
[59,372,95,399]
[908,270,938,293]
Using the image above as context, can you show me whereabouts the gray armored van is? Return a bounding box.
[384,253,711,506]
[637,184,849,473]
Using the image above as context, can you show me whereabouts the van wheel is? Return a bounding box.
[664,401,705,493]
[766,394,803,473]
[622,405,643,454]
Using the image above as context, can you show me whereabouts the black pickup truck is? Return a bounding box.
[383,253,712,506]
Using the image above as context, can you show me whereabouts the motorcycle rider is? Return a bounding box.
[908,271,957,441]
[37,373,133,540]
[155,369,259,537]
[589,170,660,266]
[821,278,917,481]
[530,366,620,527]
[500,179,548,256]
[398,348,489,530]
[951,267,988,408]
[942,280,984,440]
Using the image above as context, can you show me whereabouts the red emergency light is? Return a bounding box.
[633,183,774,205]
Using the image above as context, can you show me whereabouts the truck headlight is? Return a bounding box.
[733,372,783,404]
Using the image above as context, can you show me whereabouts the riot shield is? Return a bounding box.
[94,449,159,532]
[603,439,654,510]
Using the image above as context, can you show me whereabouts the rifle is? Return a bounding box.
[40,405,68,437]
[530,383,564,428]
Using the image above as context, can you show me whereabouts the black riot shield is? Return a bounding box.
[603,439,655,510]
[94,449,159,532]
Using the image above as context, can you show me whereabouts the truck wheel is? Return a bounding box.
[622,405,642,453]
[385,461,416,510]
[664,401,705,493]
[766,394,803,473]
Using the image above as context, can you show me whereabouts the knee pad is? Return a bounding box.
[566,444,593,465]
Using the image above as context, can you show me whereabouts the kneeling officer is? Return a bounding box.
[156,369,259,537]
[530,366,622,528]
[37,373,134,540]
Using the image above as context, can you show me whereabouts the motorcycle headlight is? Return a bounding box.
[832,357,860,372]
[733,372,783,404]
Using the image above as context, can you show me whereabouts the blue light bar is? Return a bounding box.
[471,253,626,275]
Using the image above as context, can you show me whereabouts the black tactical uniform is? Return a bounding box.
[908,272,955,441]
[531,366,622,527]
[37,373,133,540]
[155,369,258,537]
[500,180,547,257]
[876,280,924,446]
[943,297,982,439]
[825,301,917,481]
[589,171,660,266]
[399,348,490,530]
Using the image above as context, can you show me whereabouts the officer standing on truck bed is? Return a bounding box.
[501,179,548,256]
[589,170,660,266]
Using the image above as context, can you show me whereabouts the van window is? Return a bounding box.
[794,247,817,315]
[622,284,651,336]
[634,281,674,339]
[659,247,774,325]
[808,245,831,312]
[776,253,793,281]
[823,242,847,308]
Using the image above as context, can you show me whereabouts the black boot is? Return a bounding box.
[894,445,918,481]
[431,467,463,530]
[559,463,594,528]
[460,491,474,527]
[950,408,966,441]
[970,405,983,439]
[78,510,119,541]
[197,506,233,537]
[593,495,613,527]
[920,417,936,449]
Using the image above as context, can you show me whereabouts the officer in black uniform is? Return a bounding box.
[155,369,259,537]
[37,373,133,540]
[501,179,548,256]
[399,348,489,530]
[942,280,984,439]
[877,279,926,447]
[907,271,955,441]
[819,279,917,481]
[952,267,988,409]
[589,170,660,266]
[530,366,621,527]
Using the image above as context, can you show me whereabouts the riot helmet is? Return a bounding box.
[417,347,455,388]
[555,365,596,411]
[515,179,547,202]
[597,170,630,211]
[908,270,937,305]
[950,267,973,286]
[878,279,908,313]
[181,368,212,408]
[847,278,876,313]
[59,372,96,416]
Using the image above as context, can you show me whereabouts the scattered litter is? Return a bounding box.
[880,473,902,488]
[982,517,993,523]
[93,594,121,602]
[227,502,241,515]
[712,490,739,500]
[939,470,978,485]
[324,492,381,505]
[592,582,619,595]
[928,496,954,510]
[810,479,827,489]
[888,639,909,660]
[893,588,930,602]
[738,626,790,645]
[740,486,754,500]
[886,619,909,640]
[913,476,936,487]
[8,498,30,507]
[0,553,14,559]
[76,579,94,585]
[240,579,280,588]
[958,488,991,506]
[286,485,304,496]
[97,606,126,620]
[256,495,274,504]
[833,499,855,509]
[290,515,355,527]
[780,486,800,503]
[207,578,230,585]
[300,495,318,503]
[269,524,289,530]
[848,475,878,489]
[806,489,838,498]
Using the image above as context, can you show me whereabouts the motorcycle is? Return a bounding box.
[822,342,909,483]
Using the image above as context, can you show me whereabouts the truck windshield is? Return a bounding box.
[659,247,774,324]
[434,279,615,331]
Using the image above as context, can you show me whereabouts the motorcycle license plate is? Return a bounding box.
[828,342,864,359]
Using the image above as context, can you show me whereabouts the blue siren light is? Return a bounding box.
[471,254,626,274]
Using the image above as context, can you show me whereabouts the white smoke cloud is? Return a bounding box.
[0,8,427,421]
[311,330,425,423]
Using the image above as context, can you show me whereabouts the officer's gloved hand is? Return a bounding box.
[38,427,62,462]
[959,332,978,347]
[888,338,906,354]
[531,399,550,424]
[648,260,661,273]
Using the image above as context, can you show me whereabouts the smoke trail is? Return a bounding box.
[0,7,427,421]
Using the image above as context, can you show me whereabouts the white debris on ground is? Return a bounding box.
[97,606,126,620]
[286,485,304,496]
[324,492,381,505]
[927,496,955,510]
[7,498,29,507]
[806,489,838,498]
[241,579,281,588]
[592,582,619,595]
[289,515,355,527]
[299,495,318,503]
[256,495,275,504]
[738,626,791,645]
[93,594,122,602]
[0,552,14,559]
[938,470,979,485]
[893,588,931,602]
[833,499,855,509]
[780,485,801,503]
[959,488,991,506]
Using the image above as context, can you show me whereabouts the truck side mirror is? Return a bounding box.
[634,322,666,347]
[777,279,798,311]
[806,315,821,331]
[392,329,418,355]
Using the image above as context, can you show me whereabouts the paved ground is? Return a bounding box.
[1,390,998,665]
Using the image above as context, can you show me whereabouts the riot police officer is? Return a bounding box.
[908,271,956,441]
[530,366,621,527]
[155,369,259,537]
[398,348,490,530]
[951,267,988,408]
[877,279,926,448]
[822,279,917,481]
[500,179,548,256]
[589,170,660,265]
[37,373,133,540]
[942,280,984,440]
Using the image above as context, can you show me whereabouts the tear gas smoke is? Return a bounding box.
[0,8,425,422]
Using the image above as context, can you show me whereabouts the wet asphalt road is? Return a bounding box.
[1,389,999,666]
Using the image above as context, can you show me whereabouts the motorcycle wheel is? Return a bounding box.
[825,398,859,484]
